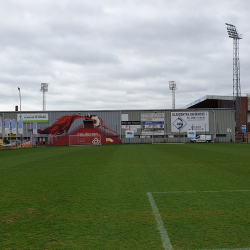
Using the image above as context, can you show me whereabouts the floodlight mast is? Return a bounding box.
[225,23,243,133]
[40,83,49,111]
[169,81,177,109]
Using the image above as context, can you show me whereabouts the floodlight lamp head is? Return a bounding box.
[41,83,49,92]
[225,23,242,39]
[169,81,177,90]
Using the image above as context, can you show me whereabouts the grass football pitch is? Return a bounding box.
[1,143,250,249]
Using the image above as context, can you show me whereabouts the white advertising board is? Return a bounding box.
[171,112,209,132]
[141,113,164,135]
[17,113,49,123]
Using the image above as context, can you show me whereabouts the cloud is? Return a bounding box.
[0,0,249,111]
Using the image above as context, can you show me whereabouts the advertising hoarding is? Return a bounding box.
[171,112,209,132]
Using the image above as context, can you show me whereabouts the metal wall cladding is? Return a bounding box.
[1,110,121,138]
[1,112,18,120]
[120,109,235,143]
[1,108,235,143]
[213,109,235,142]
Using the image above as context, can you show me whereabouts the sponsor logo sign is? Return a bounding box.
[126,130,134,139]
[106,138,114,142]
[242,125,246,133]
[172,117,187,131]
[121,121,140,125]
[77,132,99,136]
[92,138,101,145]
[187,130,196,139]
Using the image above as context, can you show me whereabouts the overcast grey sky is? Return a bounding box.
[0,0,249,111]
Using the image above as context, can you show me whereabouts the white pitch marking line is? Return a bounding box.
[152,190,250,194]
[148,190,250,250]
[147,192,173,250]
[197,248,250,250]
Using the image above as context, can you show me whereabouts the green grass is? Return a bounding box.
[1,143,250,249]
